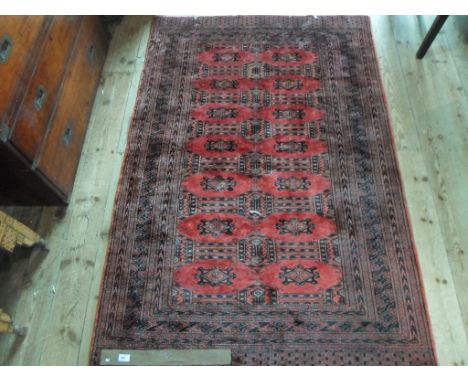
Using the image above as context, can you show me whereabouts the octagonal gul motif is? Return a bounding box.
[187,135,254,157]
[257,172,330,197]
[257,136,328,158]
[259,260,341,294]
[275,217,315,236]
[260,48,318,66]
[191,104,254,123]
[259,76,320,93]
[279,264,320,285]
[194,76,257,92]
[195,265,236,286]
[182,172,253,197]
[197,49,255,65]
[178,213,254,242]
[259,213,336,241]
[174,260,257,294]
[258,105,324,123]
[197,218,235,237]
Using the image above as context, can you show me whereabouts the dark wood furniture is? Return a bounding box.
[0,16,109,205]
[416,15,449,59]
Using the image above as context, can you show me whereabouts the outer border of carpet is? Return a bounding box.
[368,17,438,365]
[89,16,437,365]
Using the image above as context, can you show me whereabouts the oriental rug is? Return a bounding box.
[91,16,436,365]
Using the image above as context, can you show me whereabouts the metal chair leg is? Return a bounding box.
[416,15,449,59]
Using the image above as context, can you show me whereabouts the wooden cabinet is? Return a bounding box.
[0,16,109,205]
[0,16,49,121]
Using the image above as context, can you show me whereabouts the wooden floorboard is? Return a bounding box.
[0,15,467,365]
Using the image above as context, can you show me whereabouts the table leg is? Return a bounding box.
[416,15,449,59]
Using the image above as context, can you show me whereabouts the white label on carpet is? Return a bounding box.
[118,353,131,362]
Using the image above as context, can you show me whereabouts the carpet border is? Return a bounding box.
[368,17,438,365]
[87,16,159,366]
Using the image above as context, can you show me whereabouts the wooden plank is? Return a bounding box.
[37,16,153,366]
[0,203,69,365]
[389,15,468,342]
[428,16,468,96]
[99,349,231,366]
[77,16,153,366]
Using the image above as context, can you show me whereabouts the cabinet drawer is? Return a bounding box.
[9,16,82,162]
[0,16,49,130]
[37,17,107,197]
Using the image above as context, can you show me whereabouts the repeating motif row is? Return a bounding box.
[172,47,341,304]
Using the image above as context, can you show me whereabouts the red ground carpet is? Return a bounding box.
[91,16,436,365]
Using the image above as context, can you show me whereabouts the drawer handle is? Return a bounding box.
[87,44,96,62]
[34,85,47,111]
[0,34,13,64]
[63,123,73,145]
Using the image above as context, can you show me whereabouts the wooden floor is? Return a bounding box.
[0,15,467,365]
